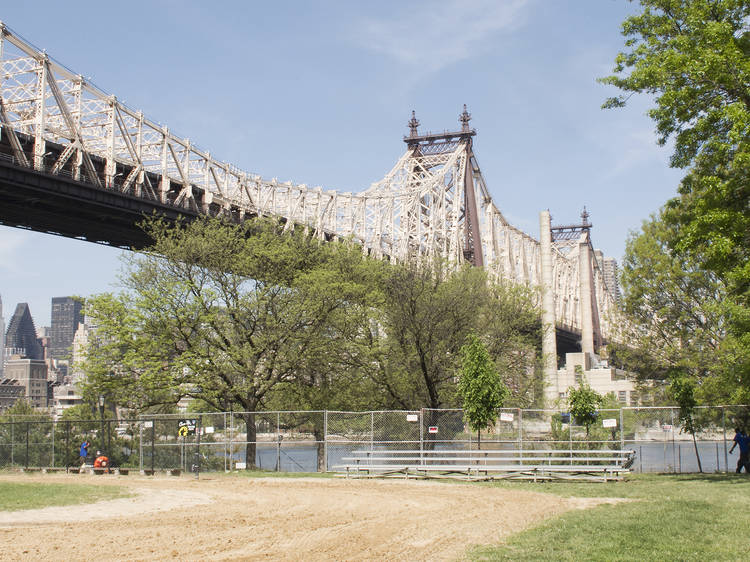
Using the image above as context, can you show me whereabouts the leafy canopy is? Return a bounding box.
[602,0,750,402]
[602,0,750,316]
[80,216,377,415]
[568,381,604,436]
[458,333,509,435]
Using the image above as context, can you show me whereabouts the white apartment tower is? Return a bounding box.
[594,250,621,304]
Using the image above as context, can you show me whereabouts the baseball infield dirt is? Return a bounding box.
[0,473,618,560]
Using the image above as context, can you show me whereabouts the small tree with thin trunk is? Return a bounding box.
[568,381,603,439]
[458,333,509,449]
[669,375,703,473]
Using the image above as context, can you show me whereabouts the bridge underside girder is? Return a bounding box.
[0,158,197,249]
[555,328,582,363]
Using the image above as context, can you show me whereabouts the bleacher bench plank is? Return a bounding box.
[333,448,635,482]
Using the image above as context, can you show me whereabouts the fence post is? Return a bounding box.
[224,412,228,472]
[194,416,201,479]
[669,408,676,472]
[10,421,13,465]
[722,406,728,473]
[276,412,281,471]
[716,442,720,474]
[323,410,328,472]
[65,421,70,470]
[518,409,523,464]
[51,420,55,468]
[229,411,234,471]
[151,421,155,473]
[139,421,143,472]
[419,409,424,463]
[25,422,29,469]
[620,408,625,451]
[568,413,572,454]
[370,411,374,452]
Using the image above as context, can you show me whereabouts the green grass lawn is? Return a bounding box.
[0,482,130,511]
[470,473,750,561]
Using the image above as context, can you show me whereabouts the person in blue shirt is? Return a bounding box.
[79,440,90,466]
[729,428,750,473]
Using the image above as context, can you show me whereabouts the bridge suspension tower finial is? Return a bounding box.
[459,104,472,132]
[581,206,590,227]
[407,110,420,138]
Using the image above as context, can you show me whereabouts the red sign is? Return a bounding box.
[428,426,438,434]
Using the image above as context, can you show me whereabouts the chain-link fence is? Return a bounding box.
[0,405,747,473]
[0,418,142,470]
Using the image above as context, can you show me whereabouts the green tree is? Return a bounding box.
[610,214,725,391]
[0,401,53,468]
[669,374,704,472]
[373,260,541,411]
[602,0,750,397]
[458,333,509,449]
[0,400,50,422]
[482,282,543,407]
[263,257,386,470]
[81,216,375,469]
[568,382,604,438]
[372,261,488,410]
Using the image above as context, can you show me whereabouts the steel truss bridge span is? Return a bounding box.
[0,22,618,348]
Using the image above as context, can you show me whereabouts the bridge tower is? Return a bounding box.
[402,106,484,267]
[540,207,606,396]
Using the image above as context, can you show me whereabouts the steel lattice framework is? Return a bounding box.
[0,23,618,341]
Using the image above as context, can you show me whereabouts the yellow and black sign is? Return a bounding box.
[177,419,197,437]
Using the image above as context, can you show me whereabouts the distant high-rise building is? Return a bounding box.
[5,303,43,360]
[4,358,48,408]
[70,322,91,384]
[602,257,620,304]
[49,297,83,360]
[594,250,621,304]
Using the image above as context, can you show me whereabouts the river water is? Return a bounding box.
[198,439,736,474]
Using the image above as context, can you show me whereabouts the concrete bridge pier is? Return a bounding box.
[539,210,558,398]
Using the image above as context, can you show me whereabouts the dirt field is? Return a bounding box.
[0,473,617,560]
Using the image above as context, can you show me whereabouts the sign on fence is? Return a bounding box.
[406,414,419,422]
[500,412,514,422]
[178,419,198,437]
[602,418,617,428]
[428,426,438,434]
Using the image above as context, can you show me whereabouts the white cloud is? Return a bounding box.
[352,0,531,74]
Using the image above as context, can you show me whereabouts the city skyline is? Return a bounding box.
[1,1,684,327]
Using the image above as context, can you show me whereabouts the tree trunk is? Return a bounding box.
[477,430,481,450]
[691,429,703,473]
[313,427,326,472]
[243,412,257,470]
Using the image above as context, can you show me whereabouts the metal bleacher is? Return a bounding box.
[335,448,635,482]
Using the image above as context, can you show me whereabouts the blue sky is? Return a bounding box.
[0,0,684,327]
